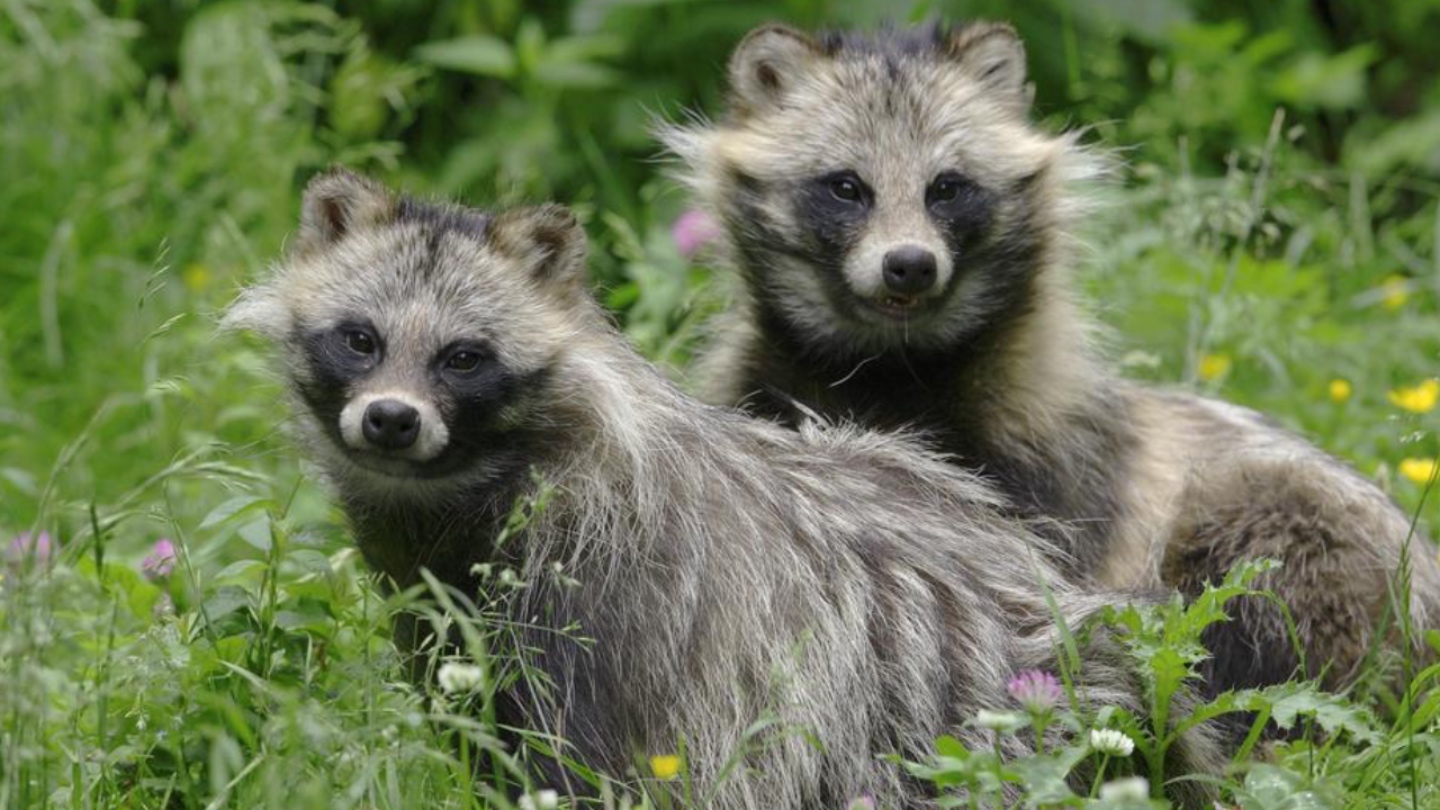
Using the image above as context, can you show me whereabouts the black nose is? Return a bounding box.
[881,246,938,295]
[362,399,421,451]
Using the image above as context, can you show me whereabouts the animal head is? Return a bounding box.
[663,22,1100,355]
[226,169,592,497]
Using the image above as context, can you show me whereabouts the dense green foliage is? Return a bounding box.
[3,0,1440,806]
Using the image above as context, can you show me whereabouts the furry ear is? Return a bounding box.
[727,24,820,114]
[297,167,396,255]
[946,22,1031,107]
[489,204,588,291]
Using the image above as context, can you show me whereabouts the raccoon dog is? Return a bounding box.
[662,21,1440,695]
[225,169,1224,807]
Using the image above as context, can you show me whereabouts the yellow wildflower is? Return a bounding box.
[1382,275,1408,311]
[650,754,681,780]
[1328,379,1352,403]
[1388,379,1440,414]
[1197,353,1232,382]
[1399,458,1437,485]
[183,263,212,294]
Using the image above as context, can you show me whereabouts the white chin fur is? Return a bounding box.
[339,391,450,462]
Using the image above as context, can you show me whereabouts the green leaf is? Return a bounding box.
[211,558,267,585]
[934,734,970,761]
[1235,764,1342,810]
[236,515,272,551]
[414,35,517,79]
[530,60,623,89]
[1006,746,1086,805]
[1269,44,1379,111]
[199,585,254,626]
[1256,683,1380,743]
[287,548,334,577]
[198,494,269,531]
[544,33,626,63]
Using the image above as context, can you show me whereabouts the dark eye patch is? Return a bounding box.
[294,320,382,439]
[816,170,871,208]
[436,342,494,378]
[926,171,996,244]
[345,328,377,356]
[433,341,517,405]
[445,349,483,373]
[794,170,873,262]
[305,320,382,382]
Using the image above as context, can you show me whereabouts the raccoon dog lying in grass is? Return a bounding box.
[662,21,1440,695]
[225,169,1223,807]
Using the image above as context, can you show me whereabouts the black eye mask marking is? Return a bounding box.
[296,321,382,445]
[418,362,554,481]
[433,342,519,411]
[926,171,997,252]
[794,170,872,267]
[316,321,382,375]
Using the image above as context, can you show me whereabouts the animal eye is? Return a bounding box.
[829,175,864,203]
[345,330,377,355]
[445,350,483,373]
[929,175,964,205]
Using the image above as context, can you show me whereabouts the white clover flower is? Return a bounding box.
[1089,728,1135,757]
[1098,776,1150,801]
[437,661,485,695]
[974,709,1027,732]
[518,790,559,810]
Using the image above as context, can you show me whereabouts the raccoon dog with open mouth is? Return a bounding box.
[224,169,1223,807]
[661,21,1440,695]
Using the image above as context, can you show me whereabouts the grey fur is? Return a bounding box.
[661,21,1440,694]
[225,170,1224,807]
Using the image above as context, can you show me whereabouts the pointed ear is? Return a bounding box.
[946,22,1031,108]
[297,167,396,255]
[489,204,588,292]
[728,24,820,115]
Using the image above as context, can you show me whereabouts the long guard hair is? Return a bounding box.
[225,169,1223,807]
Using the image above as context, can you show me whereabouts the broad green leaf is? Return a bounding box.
[199,494,270,531]
[414,35,516,78]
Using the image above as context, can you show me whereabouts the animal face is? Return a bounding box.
[670,23,1091,354]
[227,170,589,494]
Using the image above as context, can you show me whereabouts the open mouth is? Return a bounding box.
[864,294,926,319]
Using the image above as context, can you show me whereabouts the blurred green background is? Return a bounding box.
[3,0,1440,805]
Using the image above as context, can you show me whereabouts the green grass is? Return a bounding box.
[4,0,1440,807]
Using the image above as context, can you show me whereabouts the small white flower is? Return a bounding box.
[518,790,559,810]
[437,661,485,695]
[1098,776,1150,801]
[1089,728,1135,757]
[974,709,1027,732]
